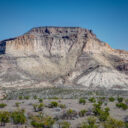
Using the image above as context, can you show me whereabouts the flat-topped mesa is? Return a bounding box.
[3,27,95,56]
[0,26,128,89]
[2,27,114,56]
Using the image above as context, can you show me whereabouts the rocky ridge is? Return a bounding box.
[0,27,128,90]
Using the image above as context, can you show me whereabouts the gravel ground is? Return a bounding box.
[0,99,128,128]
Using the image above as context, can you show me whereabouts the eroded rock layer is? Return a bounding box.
[0,27,128,89]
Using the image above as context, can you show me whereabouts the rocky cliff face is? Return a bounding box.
[0,27,128,90]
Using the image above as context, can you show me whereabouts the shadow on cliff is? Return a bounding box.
[0,41,6,54]
[0,38,16,54]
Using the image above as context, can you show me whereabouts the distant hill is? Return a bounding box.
[0,26,128,90]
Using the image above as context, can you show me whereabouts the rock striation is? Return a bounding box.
[0,27,128,90]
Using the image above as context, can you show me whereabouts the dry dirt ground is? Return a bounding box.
[0,99,128,128]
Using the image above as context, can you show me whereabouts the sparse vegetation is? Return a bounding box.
[89,97,96,103]
[49,101,58,108]
[0,88,128,127]
[79,98,86,105]
[117,97,124,103]
[109,97,115,102]
[0,103,7,108]
[11,110,26,124]
[79,109,87,117]
[0,111,10,126]
[31,114,55,128]
[79,116,98,128]
[59,121,71,128]
[116,103,128,110]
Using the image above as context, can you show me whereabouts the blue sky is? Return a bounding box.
[0,0,128,50]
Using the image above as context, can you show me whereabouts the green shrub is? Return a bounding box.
[93,103,110,122]
[33,95,37,100]
[117,97,123,103]
[31,115,54,128]
[24,96,30,100]
[89,97,96,103]
[33,103,44,112]
[79,98,86,105]
[49,101,58,108]
[59,104,66,109]
[79,109,87,117]
[125,123,128,128]
[38,103,44,111]
[15,102,21,107]
[64,109,77,120]
[33,104,38,112]
[59,121,70,128]
[19,96,23,100]
[109,97,115,102]
[38,98,43,103]
[0,111,10,126]
[11,110,26,124]
[98,108,109,122]
[93,103,101,116]
[116,103,128,110]
[0,103,7,108]
[103,117,125,128]
[80,116,98,128]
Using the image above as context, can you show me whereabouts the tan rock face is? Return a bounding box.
[0,27,128,89]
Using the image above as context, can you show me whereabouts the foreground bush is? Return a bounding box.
[89,97,96,103]
[31,114,55,128]
[117,97,123,103]
[11,110,26,124]
[103,117,125,128]
[49,101,58,108]
[38,98,43,103]
[0,103,7,108]
[0,111,10,126]
[109,97,115,102]
[33,103,44,112]
[58,121,71,128]
[79,109,87,117]
[79,116,98,128]
[79,98,86,105]
[116,103,128,110]
[93,103,110,122]
[59,104,66,109]
[61,109,78,120]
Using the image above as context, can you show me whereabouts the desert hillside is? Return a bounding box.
[0,27,128,90]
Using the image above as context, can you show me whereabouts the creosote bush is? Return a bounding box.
[0,103,7,108]
[11,110,26,124]
[89,97,96,103]
[79,109,87,117]
[0,111,10,126]
[59,104,66,109]
[33,103,44,112]
[24,96,30,100]
[103,117,125,128]
[109,97,115,102]
[31,114,55,128]
[93,103,110,122]
[79,98,86,105]
[116,103,128,110]
[117,97,123,103]
[19,96,23,100]
[58,121,71,128]
[49,101,58,108]
[79,116,98,128]
[38,98,43,103]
